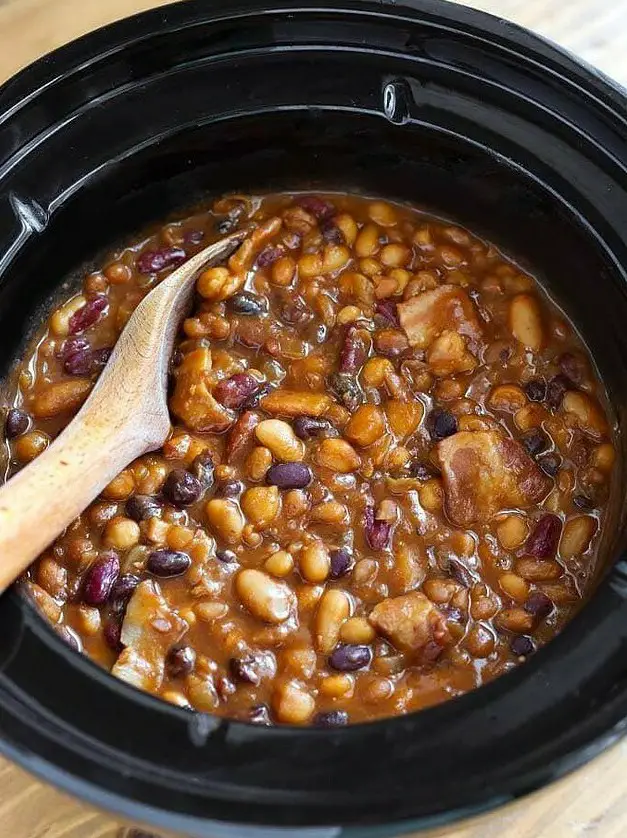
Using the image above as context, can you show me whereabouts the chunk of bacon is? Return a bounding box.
[435,430,551,527]
[398,286,483,350]
[170,347,235,433]
[369,591,451,660]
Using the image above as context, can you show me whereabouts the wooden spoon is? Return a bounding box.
[0,231,246,594]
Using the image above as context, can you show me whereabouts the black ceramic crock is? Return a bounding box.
[1,1,627,836]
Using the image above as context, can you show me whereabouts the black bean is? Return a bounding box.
[328,372,363,411]
[103,618,123,652]
[189,451,215,492]
[293,416,338,440]
[329,644,372,672]
[510,635,535,657]
[524,591,553,620]
[64,346,111,376]
[573,494,594,510]
[215,549,237,564]
[216,479,243,498]
[524,379,546,402]
[408,460,435,480]
[546,374,570,409]
[230,655,261,685]
[266,463,312,490]
[184,228,204,245]
[329,548,354,579]
[320,221,344,244]
[313,710,349,727]
[147,549,191,577]
[538,453,561,476]
[227,291,268,316]
[125,494,163,521]
[110,574,140,613]
[5,408,30,439]
[519,428,550,457]
[166,645,196,677]
[82,552,120,605]
[163,469,202,507]
[426,408,458,441]
[248,704,272,725]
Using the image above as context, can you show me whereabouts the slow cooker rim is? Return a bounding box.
[1,0,627,835]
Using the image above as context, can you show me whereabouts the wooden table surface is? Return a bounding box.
[1,1,626,836]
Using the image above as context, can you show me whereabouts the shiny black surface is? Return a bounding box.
[0,1,627,835]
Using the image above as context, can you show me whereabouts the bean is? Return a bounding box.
[56,625,82,653]
[257,245,283,266]
[64,346,111,376]
[375,299,399,326]
[214,373,260,409]
[538,453,561,476]
[300,541,331,583]
[345,405,386,447]
[524,379,547,402]
[546,374,570,409]
[328,372,363,412]
[558,352,587,385]
[68,295,108,334]
[313,710,349,727]
[103,516,141,550]
[147,549,191,577]
[103,619,123,651]
[272,680,315,724]
[509,293,543,350]
[125,494,162,521]
[526,514,562,559]
[82,552,120,605]
[137,247,185,274]
[339,326,367,373]
[31,379,92,418]
[373,328,409,358]
[315,438,361,473]
[110,573,140,613]
[241,486,281,526]
[293,415,338,440]
[255,419,305,462]
[227,291,268,316]
[296,195,334,219]
[329,548,354,579]
[315,589,351,653]
[189,451,215,491]
[560,515,597,559]
[496,515,528,550]
[167,645,196,678]
[230,654,261,685]
[235,569,295,623]
[364,505,392,551]
[510,635,535,657]
[5,407,30,439]
[340,616,376,645]
[520,428,550,457]
[329,644,372,672]
[248,704,272,725]
[215,549,237,564]
[206,498,245,543]
[266,462,312,490]
[163,469,203,507]
[524,591,553,620]
[426,408,458,441]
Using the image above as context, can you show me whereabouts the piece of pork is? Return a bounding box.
[435,430,551,528]
[398,286,483,351]
[369,591,451,660]
[112,579,188,691]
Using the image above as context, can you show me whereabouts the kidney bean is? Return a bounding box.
[248,704,272,725]
[125,494,163,521]
[524,591,553,620]
[339,326,367,373]
[296,195,334,220]
[313,710,349,727]
[214,373,260,409]
[329,548,354,579]
[189,451,215,491]
[277,295,312,326]
[378,303,402,332]
[538,453,561,476]
[147,549,191,577]
[242,382,273,410]
[103,618,123,652]
[364,505,392,551]
[510,635,535,657]
[167,645,196,677]
[68,295,108,334]
[546,374,570,409]
[524,379,546,402]
[5,408,30,439]
[266,463,312,490]
[257,245,283,266]
[520,428,550,457]
[525,514,562,559]
[230,655,261,685]
[184,228,204,245]
[293,416,337,440]
[63,347,111,376]
[228,291,268,316]
[373,329,409,358]
[328,372,363,412]
[426,408,458,441]
[82,552,120,605]
[329,644,372,672]
[110,574,140,613]
[137,246,186,274]
[163,469,203,507]
[59,336,90,359]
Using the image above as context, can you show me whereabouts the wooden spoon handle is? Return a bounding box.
[0,411,146,594]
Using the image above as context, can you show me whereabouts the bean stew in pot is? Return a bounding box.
[1,193,615,725]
